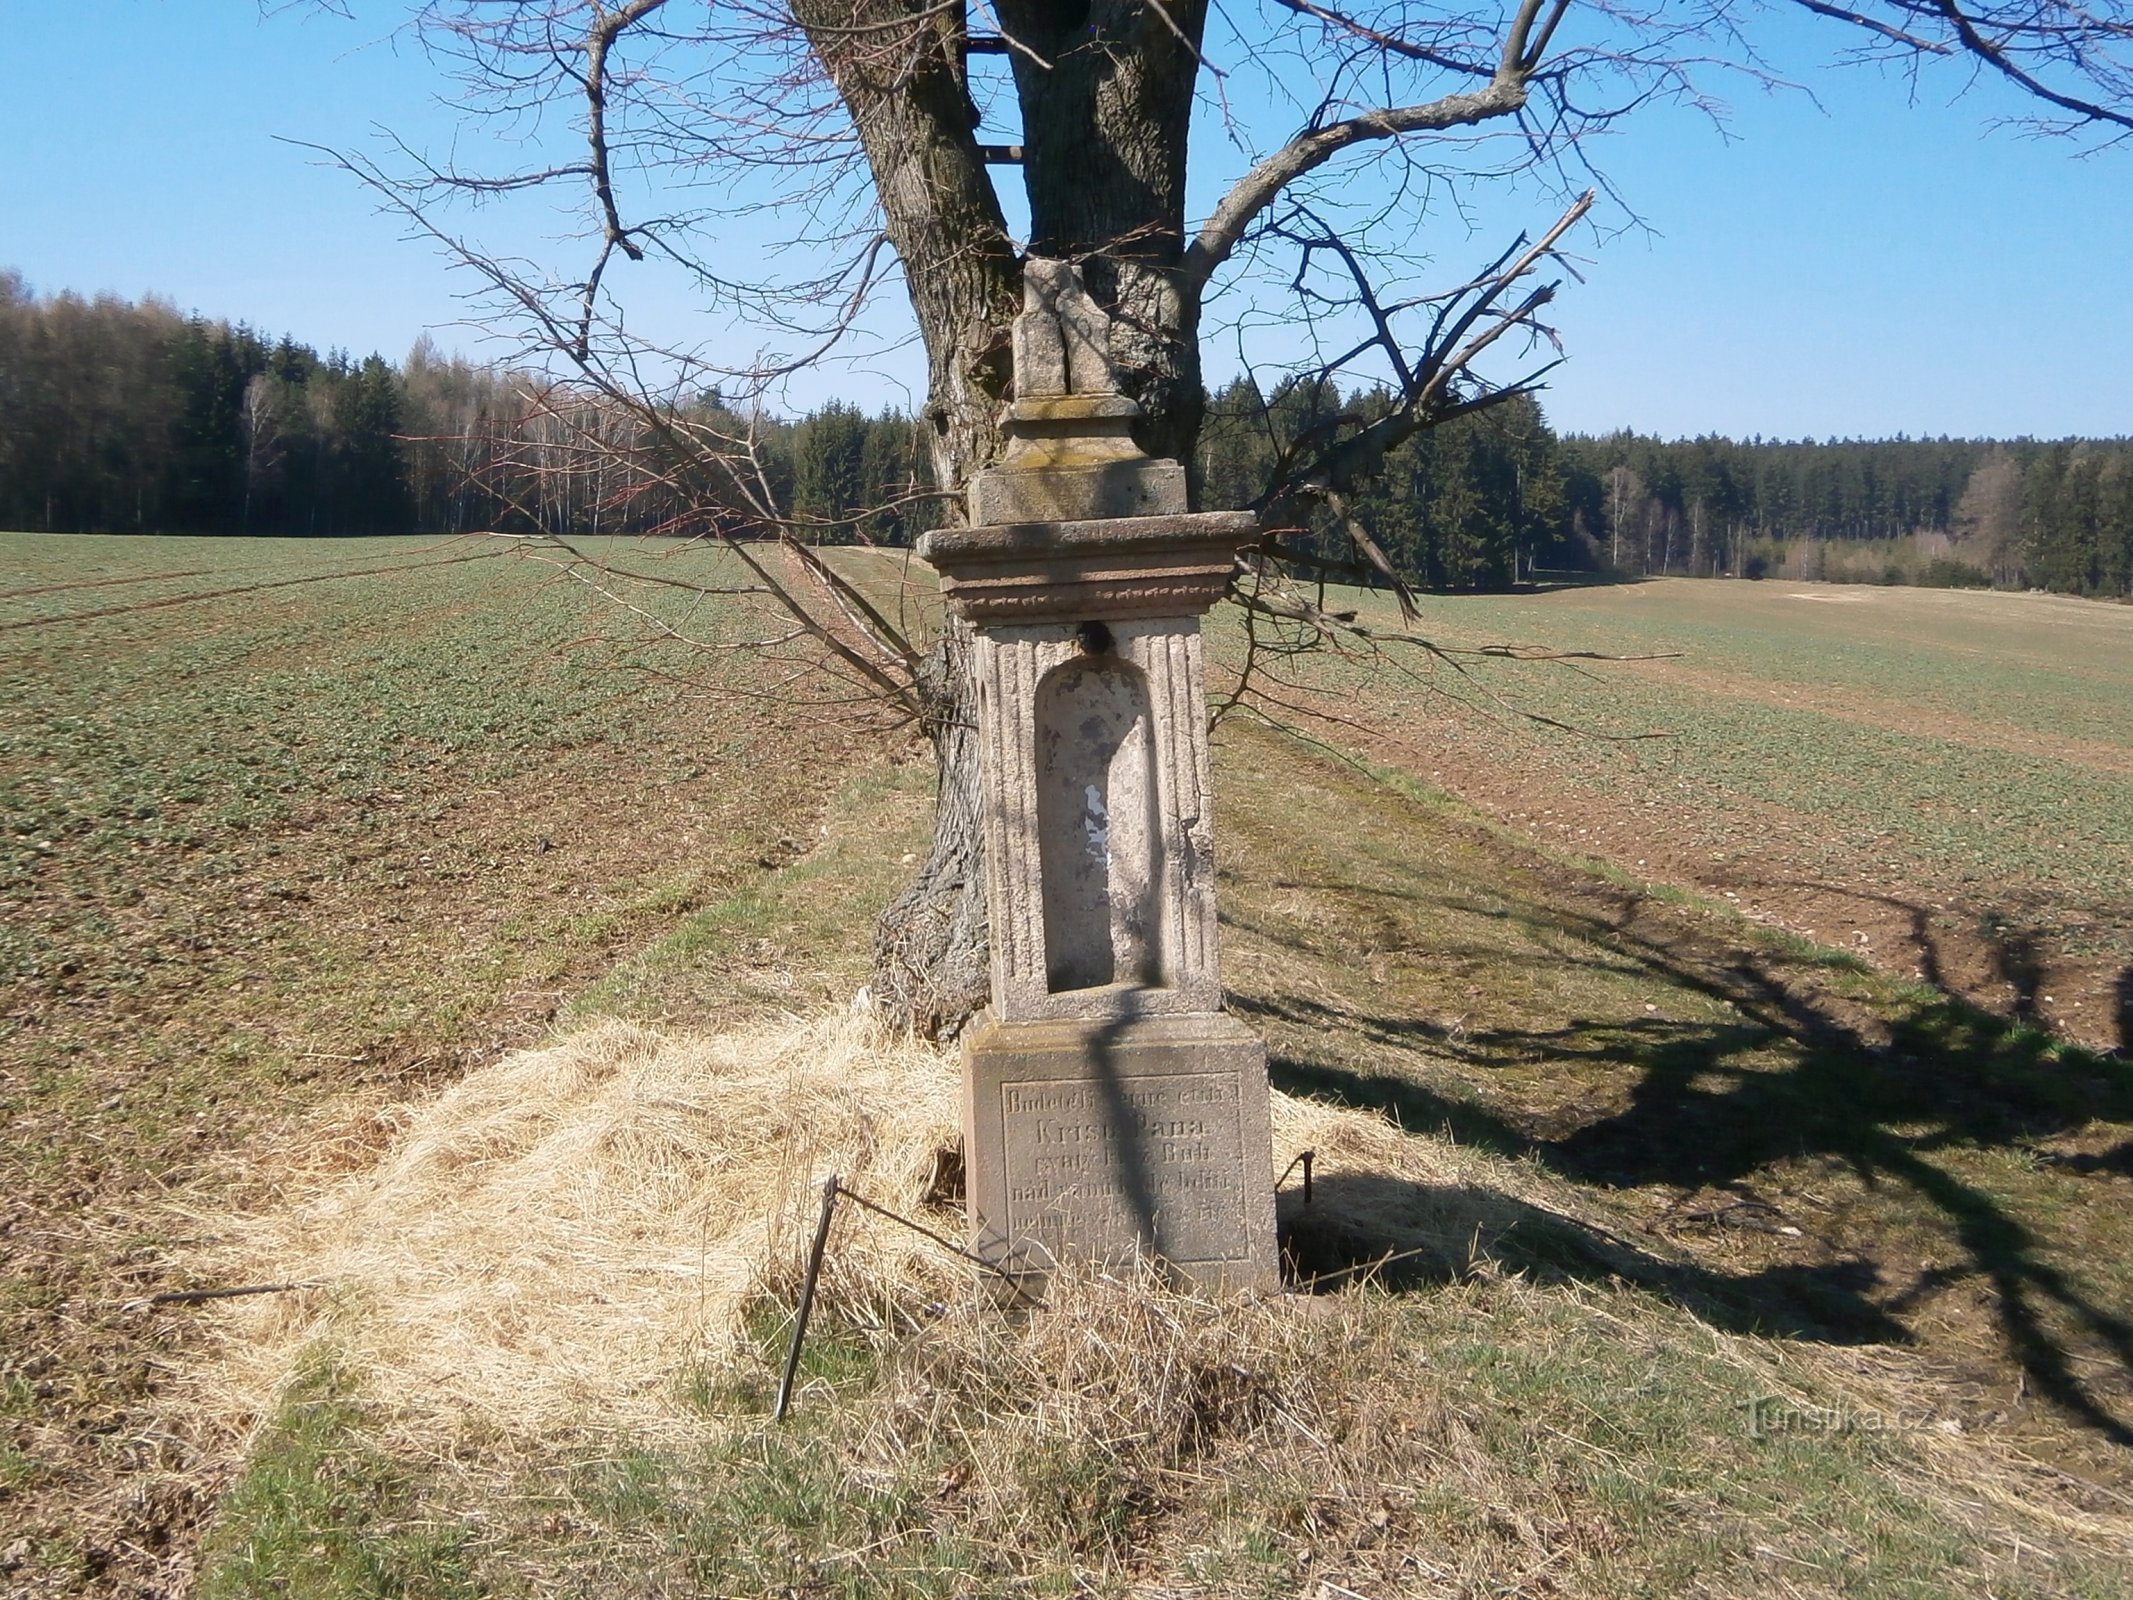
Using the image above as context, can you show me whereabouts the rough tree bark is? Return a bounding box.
[1001,0,1208,465]
[786,1,1018,1038]
[868,612,990,1037]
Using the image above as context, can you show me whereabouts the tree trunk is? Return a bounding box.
[870,614,991,1039]
[1003,0,1208,466]
[790,0,1020,492]
[789,2,1020,1036]
[796,1,1211,1037]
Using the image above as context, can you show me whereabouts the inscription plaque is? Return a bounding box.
[962,1012,1279,1290]
[1002,1072,1247,1263]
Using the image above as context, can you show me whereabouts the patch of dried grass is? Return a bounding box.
[189,1008,2133,1588]
[198,1009,1543,1449]
[197,1012,961,1442]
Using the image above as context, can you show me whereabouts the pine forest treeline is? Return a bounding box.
[2,275,2128,600]
[1201,380,1577,591]
[4,274,421,538]
[0,276,924,546]
[1200,379,2132,600]
[1560,431,2133,597]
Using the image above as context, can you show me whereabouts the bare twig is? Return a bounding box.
[122,1282,315,1312]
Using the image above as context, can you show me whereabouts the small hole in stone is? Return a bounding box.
[1076,620,1114,655]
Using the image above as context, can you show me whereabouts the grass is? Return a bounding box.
[2,531,869,1099]
[1210,578,2133,898]
[567,757,935,1027]
[196,1350,474,1600]
[0,532,875,1590]
[1385,579,2133,748]
[309,1267,2131,1597]
[5,536,2132,1596]
[174,711,2133,1596]
[1215,723,2133,1473]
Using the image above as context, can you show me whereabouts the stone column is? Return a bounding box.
[916,260,1278,1293]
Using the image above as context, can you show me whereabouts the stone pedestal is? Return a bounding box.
[917,536,1278,1291]
[963,1013,1277,1291]
[918,257,1278,1292]
[968,397,1187,525]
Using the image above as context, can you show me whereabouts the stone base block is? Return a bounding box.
[968,458,1187,525]
[961,1011,1279,1293]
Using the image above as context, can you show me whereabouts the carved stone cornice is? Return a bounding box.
[916,510,1261,623]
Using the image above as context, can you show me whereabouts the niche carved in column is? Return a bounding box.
[1034,655,1164,993]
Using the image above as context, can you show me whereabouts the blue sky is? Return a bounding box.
[3,1,2126,440]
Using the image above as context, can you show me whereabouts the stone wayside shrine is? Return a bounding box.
[916,260,1279,1292]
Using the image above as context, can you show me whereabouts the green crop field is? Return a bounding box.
[1212,577,2133,1050]
[5,535,2132,1598]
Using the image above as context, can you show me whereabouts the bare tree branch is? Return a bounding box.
[1791,0,2133,136]
[1183,77,1533,288]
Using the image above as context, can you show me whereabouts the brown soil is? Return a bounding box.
[1219,722,2133,1499]
[1632,656,2133,779]
[1473,827,2133,1491]
[0,699,877,1598]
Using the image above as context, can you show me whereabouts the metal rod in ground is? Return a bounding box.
[833,1184,1048,1310]
[1276,1149,1316,1201]
[774,1172,840,1423]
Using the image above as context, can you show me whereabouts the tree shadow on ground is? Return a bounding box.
[1753,875,2131,1046]
[1275,1171,1911,1347]
[1237,911,2133,1449]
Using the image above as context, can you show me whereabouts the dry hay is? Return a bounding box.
[194,1009,1541,1446]
[185,1007,2133,1576]
[198,1012,962,1441]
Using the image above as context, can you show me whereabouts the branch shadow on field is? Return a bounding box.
[1232,897,2133,1449]
[1274,1166,1911,1348]
[2116,965,2133,1056]
[1754,875,2133,1040]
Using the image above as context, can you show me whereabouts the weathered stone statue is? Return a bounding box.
[964,258,1186,527]
[917,259,1278,1293]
